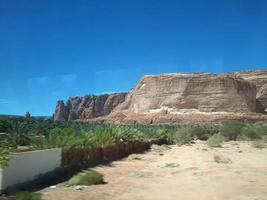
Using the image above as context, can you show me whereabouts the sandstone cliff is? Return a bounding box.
[53,69,267,123]
[54,93,127,121]
[116,73,256,114]
[230,69,267,112]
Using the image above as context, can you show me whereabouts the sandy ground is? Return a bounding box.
[42,141,267,200]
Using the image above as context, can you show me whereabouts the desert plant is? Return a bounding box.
[0,140,11,167]
[251,140,266,149]
[262,135,267,143]
[13,191,42,200]
[214,154,231,164]
[172,127,192,146]
[241,125,261,140]
[220,121,244,141]
[68,171,104,185]
[207,134,225,147]
[191,125,219,140]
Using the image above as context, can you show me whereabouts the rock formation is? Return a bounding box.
[53,69,267,123]
[256,83,267,113]
[230,70,267,112]
[54,93,127,121]
[116,73,256,114]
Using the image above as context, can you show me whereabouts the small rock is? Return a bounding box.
[214,154,232,164]
[49,185,57,189]
[151,144,171,152]
[128,154,142,160]
[73,185,87,191]
[161,163,180,168]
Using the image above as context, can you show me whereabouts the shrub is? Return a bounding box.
[214,154,231,164]
[251,140,266,149]
[0,140,11,167]
[241,125,261,140]
[220,121,244,140]
[262,135,267,143]
[14,191,42,200]
[172,127,192,146]
[191,125,219,140]
[253,122,267,137]
[68,171,104,186]
[207,134,225,147]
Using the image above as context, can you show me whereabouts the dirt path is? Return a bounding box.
[42,141,267,200]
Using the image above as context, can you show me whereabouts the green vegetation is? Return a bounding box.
[207,134,225,147]
[251,140,266,149]
[68,171,104,185]
[220,121,244,140]
[0,140,11,167]
[13,191,42,200]
[171,127,192,146]
[0,116,266,167]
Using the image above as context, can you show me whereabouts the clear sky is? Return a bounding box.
[0,0,267,116]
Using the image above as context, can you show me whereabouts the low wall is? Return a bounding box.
[0,148,61,192]
[0,139,166,193]
[62,139,166,172]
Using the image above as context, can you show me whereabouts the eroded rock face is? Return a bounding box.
[116,73,257,114]
[53,69,267,123]
[54,93,127,121]
[231,70,267,90]
[231,70,267,112]
[256,83,267,113]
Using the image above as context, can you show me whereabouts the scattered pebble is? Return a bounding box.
[49,185,57,189]
[151,144,171,153]
[73,185,87,191]
[157,162,180,168]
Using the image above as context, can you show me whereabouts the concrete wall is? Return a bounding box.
[0,148,61,192]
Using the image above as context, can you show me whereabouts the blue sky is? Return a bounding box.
[0,0,267,116]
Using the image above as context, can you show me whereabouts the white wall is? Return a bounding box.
[0,148,61,192]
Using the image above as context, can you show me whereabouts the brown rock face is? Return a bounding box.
[256,83,267,113]
[53,93,127,121]
[53,69,267,123]
[116,73,257,114]
[231,69,267,112]
[231,69,267,90]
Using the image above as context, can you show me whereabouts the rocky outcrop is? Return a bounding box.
[256,83,267,113]
[53,69,267,123]
[230,70,267,112]
[54,93,127,121]
[116,73,257,114]
[230,69,267,90]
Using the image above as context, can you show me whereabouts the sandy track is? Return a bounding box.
[42,141,267,200]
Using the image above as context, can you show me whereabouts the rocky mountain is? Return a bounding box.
[54,93,127,121]
[116,73,256,114]
[53,69,267,123]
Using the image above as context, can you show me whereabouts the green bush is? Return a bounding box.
[172,127,192,146]
[207,134,225,147]
[253,122,267,137]
[190,125,219,140]
[0,140,11,167]
[251,140,266,149]
[14,191,42,200]
[68,171,104,185]
[241,125,261,140]
[220,121,244,140]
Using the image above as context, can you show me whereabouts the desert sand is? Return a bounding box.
[42,140,267,200]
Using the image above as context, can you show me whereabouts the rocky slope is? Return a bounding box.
[116,73,256,114]
[54,93,127,121]
[54,69,267,123]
